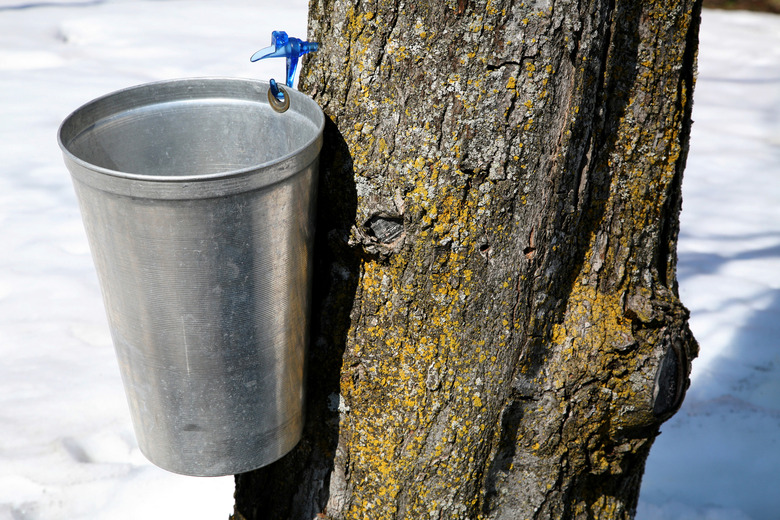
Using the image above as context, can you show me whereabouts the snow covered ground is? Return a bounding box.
[637,9,780,520]
[0,2,777,519]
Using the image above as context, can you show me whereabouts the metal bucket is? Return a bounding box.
[58,77,324,476]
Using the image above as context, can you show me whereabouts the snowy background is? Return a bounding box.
[0,2,777,519]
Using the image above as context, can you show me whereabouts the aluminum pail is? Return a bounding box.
[58,77,324,476]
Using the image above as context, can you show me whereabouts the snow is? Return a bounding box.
[0,2,777,519]
[637,9,780,520]
[0,1,307,518]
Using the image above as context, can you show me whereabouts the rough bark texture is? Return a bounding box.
[233,0,701,518]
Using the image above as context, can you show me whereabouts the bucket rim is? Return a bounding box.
[57,76,325,184]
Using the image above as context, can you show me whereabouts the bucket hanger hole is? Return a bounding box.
[268,85,290,113]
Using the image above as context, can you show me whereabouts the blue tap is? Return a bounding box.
[251,31,319,101]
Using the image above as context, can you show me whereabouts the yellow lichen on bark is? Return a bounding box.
[230,1,700,519]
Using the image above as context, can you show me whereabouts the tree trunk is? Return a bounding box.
[233,0,701,518]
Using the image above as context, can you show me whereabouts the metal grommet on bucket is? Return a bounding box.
[268,81,290,113]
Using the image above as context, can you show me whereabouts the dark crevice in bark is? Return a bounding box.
[570,0,618,218]
[482,399,525,514]
[520,0,624,374]
[657,0,703,292]
[375,0,402,85]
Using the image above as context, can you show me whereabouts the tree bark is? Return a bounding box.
[233,0,701,518]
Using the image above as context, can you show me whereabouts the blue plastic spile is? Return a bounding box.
[251,31,319,101]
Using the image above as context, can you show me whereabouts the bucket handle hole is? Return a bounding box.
[268,80,290,113]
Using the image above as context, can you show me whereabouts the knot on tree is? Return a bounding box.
[652,326,696,420]
[350,214,406,257]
